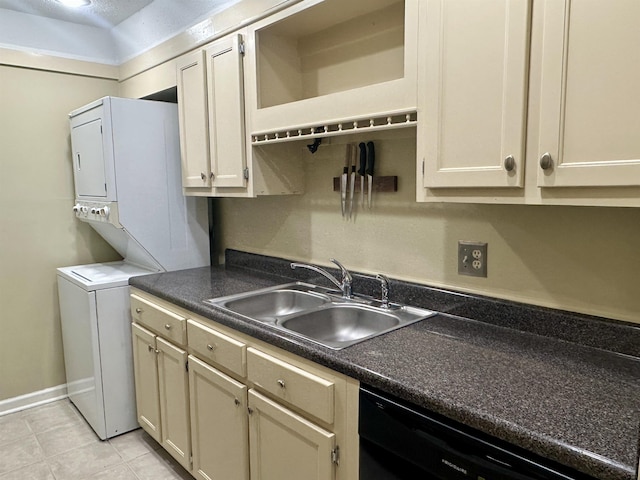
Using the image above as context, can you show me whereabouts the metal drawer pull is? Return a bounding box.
[135,308,142,314]
[540,152,553,170]
[504,155,516,172]
[164,324,172,330]
[207,344,216,351]
[277,379,286,389]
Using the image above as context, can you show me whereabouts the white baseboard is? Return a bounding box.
[0,384,68,417]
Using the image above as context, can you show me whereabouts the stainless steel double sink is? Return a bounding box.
[205,283,435,349]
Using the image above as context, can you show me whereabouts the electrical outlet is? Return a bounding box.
[458,241,487,277]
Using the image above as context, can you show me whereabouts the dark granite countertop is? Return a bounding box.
[130,251,640,480]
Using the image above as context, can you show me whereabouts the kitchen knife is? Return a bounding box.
[348,143,357,218]
[366,141,375,208]
[341,145,350,217]
[358,143,367,206]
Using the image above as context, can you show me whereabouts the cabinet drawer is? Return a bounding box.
[130,294,186,346]
[187,320,247,377]
[247,347,334,424]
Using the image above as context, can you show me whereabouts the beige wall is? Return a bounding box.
[0,64,120,401]
[218,130,640,325]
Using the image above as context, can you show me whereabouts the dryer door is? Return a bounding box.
[71,118,107,198]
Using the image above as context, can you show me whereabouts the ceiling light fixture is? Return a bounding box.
[56,0,91,7]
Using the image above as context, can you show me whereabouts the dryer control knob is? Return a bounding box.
[72,204,81,213]
[81,206,89,214]
[99,206,110,218]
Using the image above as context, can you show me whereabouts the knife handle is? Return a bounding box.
[358,143,367,176]
[366,141,375,176]
[344,144,352,174]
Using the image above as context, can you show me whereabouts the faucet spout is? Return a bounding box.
[291,259,353,298]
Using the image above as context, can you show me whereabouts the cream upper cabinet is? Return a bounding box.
[536,0,640,188]
[176,30,304,198]
[419,0,531,189]
[245,0,419,137]
[248,390,336,480]
[419,0,640,205]
[177,50,211,189]
[176,33,248,194]
[205,34,247,188]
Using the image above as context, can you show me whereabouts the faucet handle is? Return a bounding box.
[376,274,390,309]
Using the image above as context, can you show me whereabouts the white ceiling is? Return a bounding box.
[0,0,155,28]
[0,0,239,64]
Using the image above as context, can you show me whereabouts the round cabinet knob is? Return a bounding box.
[540,152,553,170]
[234,398,241,406]
[206,344,216,351]
[277,379,286,389]
[164,324,172,330]
[135,308,142,314]
[504,155,516,172]
[201,172,206,181]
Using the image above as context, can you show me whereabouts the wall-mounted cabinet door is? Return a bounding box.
[248,390,335,480]
[131,323,161,443]
[157,337,191,471]
[420,0,531,188]
[177,50,212,188]
[205,34,247,188]
[536,0,640,187]
[189,355,249,480]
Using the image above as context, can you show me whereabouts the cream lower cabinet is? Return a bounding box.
[248,390,335,480]
[131,323,191,471]
[188,355,249,480]
[130,289,358,480]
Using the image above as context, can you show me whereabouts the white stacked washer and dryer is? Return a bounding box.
[57,97,210,440]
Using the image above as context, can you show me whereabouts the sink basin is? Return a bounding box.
[279,305,400,348]
[206,282,435,349]
[205,283,331,322]
[219,288,329,322]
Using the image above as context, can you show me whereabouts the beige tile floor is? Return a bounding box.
[0,399,191,480]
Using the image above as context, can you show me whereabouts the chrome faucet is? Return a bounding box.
[376,274,391,309]
[291,259,353,298]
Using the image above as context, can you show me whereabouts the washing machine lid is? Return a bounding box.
[57,261,156,290]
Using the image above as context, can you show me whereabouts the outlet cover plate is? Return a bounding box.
[458,241,487,277]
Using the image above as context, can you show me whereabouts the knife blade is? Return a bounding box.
[358,142,367,207]
[366,141,375,208]
[341,145,350,217]
[348,143,357,218]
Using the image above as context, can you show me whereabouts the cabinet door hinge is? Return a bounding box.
[239,41,245,55]
[331,446,340,465]
[185,360,189,372]
[422,159,425,176]
[243,167,249,180]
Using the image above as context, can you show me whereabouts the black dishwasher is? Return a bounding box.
[359,386,595,480]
